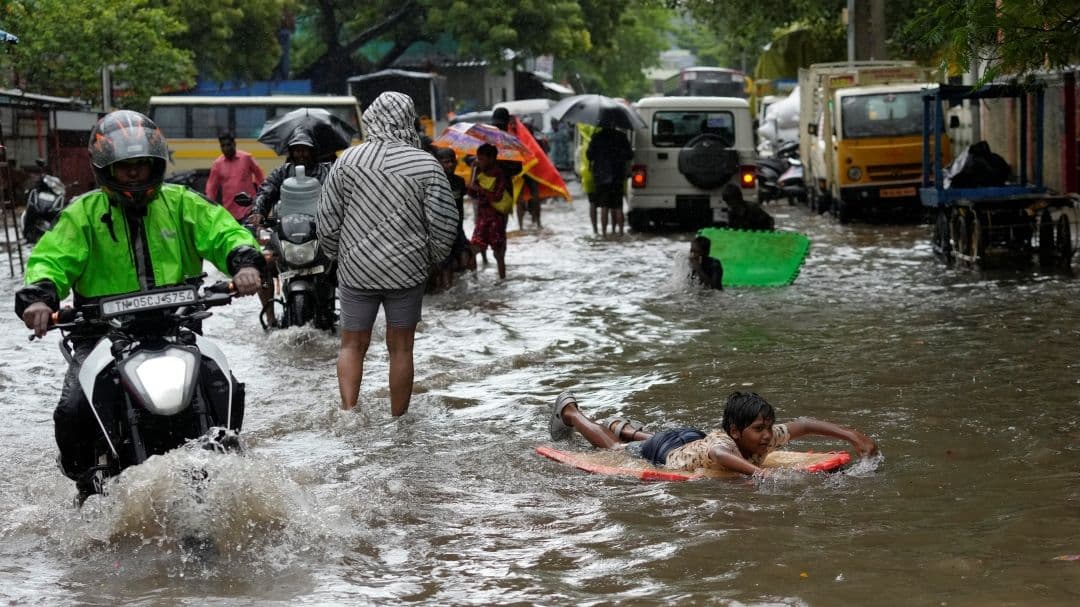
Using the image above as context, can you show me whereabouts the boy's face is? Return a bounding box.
[438,155,456,174]
[476,153,495,170]
[730,414,774,458]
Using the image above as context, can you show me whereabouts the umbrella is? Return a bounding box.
[431,122,538,172]
[258,107,358,155]
[545,94,646,130]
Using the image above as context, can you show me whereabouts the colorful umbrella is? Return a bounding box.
[431,122,538,173]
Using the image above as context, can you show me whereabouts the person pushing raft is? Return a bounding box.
[547,390,878,476]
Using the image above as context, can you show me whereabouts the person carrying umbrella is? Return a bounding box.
[586,117,634,236]
[248,126,332,326]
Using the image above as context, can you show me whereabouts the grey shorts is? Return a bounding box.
[338,283,425,331]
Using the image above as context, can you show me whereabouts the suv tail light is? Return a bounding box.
[630,164,647,189]
[739,165,756,189]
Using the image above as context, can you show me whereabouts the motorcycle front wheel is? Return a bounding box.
[287,292,315,328]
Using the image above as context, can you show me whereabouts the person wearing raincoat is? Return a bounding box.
[15,110,265,497]
[317,91,458,417]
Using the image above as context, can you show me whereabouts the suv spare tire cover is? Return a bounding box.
[678,134,740,190]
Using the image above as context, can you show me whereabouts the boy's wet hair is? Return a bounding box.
[691,235,711,253]
[722,391,775,435]
[434,147,456,163]
[476,143,498,158]
[218,131,235,143]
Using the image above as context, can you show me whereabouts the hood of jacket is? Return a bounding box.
[361,92,421,149]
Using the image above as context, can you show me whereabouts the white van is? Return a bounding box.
[627,96,757,230]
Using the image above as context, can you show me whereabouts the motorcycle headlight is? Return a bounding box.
[118,346,199,416]
[281,239,319,266]
[847,167,863,181]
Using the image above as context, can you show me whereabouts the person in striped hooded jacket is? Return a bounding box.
[317,91,458,416]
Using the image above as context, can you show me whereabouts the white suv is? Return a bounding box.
[627,96,758,231]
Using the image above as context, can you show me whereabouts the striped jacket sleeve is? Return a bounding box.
[423,164,458,265]
[317,161,345,260]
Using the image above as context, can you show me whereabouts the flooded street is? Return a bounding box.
[1,183,1079,606]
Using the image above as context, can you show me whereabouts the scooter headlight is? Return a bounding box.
[118,346,199,415]
[281,240,319,266]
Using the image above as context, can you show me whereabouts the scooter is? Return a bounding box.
[756,140,806,205]
[262,167,336,331]
[21,159,67,245]
[39,279,246,505]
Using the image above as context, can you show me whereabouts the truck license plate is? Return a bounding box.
[880,186,916,199]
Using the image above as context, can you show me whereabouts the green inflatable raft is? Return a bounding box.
[696,227,811,287]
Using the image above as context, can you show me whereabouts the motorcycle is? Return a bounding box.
[756,140,806,206]
[261,167,336,331]
[21,159,68,245]
[39,279,246,504]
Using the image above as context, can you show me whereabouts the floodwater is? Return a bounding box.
[1,184,1078,606]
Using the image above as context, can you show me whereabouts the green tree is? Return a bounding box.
[152,0,290,83]
[290,0,616,94]
[1,0,195,109]
[897,0,1080,82]
[557,1,672,98]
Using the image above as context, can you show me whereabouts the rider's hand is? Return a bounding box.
[22,301,53,338]
[232,267,262,296]
[248,213,264,228]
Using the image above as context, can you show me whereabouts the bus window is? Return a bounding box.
[153,106,187,138]
[235,106,268,138]
[191,106,228,138]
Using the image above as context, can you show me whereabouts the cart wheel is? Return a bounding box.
[1056,213,1074,265]
[933,210,953,265]
[970,210,986,265]
[1038,209,1055,265]
[951,208,972,261]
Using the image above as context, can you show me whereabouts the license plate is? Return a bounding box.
[279,264,325,281]
[880,186,916,199]
[101,287,197,318]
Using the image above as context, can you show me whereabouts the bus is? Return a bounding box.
[147,95,361,179]
[662,67,751,98]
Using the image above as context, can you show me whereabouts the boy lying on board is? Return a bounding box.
[548,390,878,476]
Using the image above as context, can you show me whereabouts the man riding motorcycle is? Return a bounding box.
[14,110,264,497]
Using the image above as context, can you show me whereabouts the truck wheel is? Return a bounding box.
[627,210,648,232]
[677,134,740,190]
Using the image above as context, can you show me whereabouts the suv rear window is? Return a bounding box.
[651,111,735,148]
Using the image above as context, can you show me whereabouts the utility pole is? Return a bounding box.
[847,0,887,62]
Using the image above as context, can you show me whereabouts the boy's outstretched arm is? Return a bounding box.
[708,447,764,476]
[786,418,879,457]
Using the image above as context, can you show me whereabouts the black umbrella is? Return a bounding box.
[545,94,646,130]
[258,107,358,155]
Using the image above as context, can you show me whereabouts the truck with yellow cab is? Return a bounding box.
[799,61,947,222]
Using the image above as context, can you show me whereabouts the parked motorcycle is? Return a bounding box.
[39,279,246,504]
[21,159,68,245]
[756,140,806,206]
[263,166,336,331]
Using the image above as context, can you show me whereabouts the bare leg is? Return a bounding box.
[600,208,610,236]
[589,202,598,234]
[385,325,416,416]
[560,403,653,448]
[613,208,625,235]
[515,199,526,230]
[337,329,372,410]
[493,244,507,279]
[258,284,277,327]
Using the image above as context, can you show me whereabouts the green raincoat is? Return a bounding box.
[24,184,259,302]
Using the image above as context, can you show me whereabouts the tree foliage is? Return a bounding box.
[1,0,196,109]
[151,0,289,83]
[290,0,634,94]
[896,0,1080,82]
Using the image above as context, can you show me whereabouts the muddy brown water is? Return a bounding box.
[1,184,1078,606]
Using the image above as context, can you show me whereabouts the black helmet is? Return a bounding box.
[88,110,169,209]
